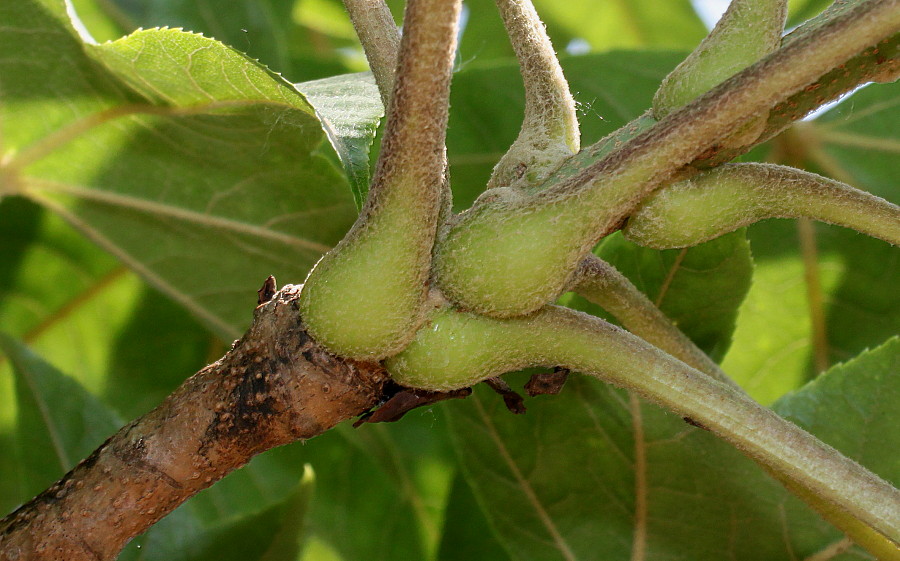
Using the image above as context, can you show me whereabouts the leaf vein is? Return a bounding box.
[25,178,333,253]
[472,397,579,561]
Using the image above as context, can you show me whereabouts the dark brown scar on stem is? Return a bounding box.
[683,417,710,431]
[525,368,570,396]
[112,430,182,489]
[354,382,472,426]
[202,354,282,449]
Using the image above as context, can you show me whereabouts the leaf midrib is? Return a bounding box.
[471,397,579,561]
[24,178,333,254]
[6,99,314,172]
[22,192,243,339]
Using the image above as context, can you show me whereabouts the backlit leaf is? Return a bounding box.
[3,1,357,339]
[724,82,900,402]
[297,72,384,208]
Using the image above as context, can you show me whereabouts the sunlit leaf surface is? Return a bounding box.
[2,0,357,339]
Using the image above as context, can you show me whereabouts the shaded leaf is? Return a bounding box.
[437,473,515,561]
[0,433,23,517]
[724,221,899,404]
[0,333,123,500]
[0,196,220,425]
[0,198,120,342]
[0,203,161,400]
[302,412,457,560]
[447,337,898,560]
[272,423,433,561]
[724,82,900,403]
[446,378,636,561]
[821,230,900,366]
[720,221,826,402]
[104,287,225,419]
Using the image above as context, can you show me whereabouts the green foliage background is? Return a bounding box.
[0,0,895,559]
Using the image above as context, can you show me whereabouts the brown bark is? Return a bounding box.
[0,285,389,561]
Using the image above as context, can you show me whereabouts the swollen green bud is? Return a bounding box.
[300,195,438,359]
[624,163,900,248]
[300,0,461,359]
[434,137,684,318]
[434,191,594,318]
